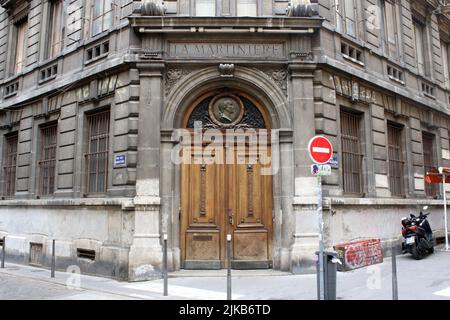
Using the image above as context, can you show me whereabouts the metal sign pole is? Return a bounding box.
[443,174,449,251]
[163,234,168,296]
[317,175,325,301]
[227,234,232,301]
[1,237,5,269]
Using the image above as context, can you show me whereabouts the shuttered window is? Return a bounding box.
[413,19,429,77]
[343,0,356,37]
[14,19,28,74]
[388,124,405,197]
[442,42,450,88]
[423,133,437,197]
[384,1,398,57]
[86,111,110,194]
[3,134,18,197]
[39,124,57,196]
[341,111,363,195]
[47,0,64,59]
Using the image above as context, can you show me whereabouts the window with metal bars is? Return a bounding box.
[422,132,437,197]
[85,110,110,194]
[387,124,405,197]
[340,110,364,195]
[3,133,18,197]
[38,124,57,196]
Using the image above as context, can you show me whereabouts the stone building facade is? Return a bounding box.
[0,0,449,280]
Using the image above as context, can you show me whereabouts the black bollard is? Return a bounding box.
[1,237,5,269]
[227,234,232,301]
[392,245,398,300]
[163,234,168,297]
[51,239,56,278]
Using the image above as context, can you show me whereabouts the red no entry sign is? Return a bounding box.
[308,136,333,165]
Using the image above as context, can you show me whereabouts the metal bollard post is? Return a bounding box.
[392,245,398,300]
[51,239,56,278]
[227,234,232,301]
[1,236,5,269]
[163,234,168,297]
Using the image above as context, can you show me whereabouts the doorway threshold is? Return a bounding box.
[169,269,292,278]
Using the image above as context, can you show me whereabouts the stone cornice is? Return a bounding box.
[0,198,135,210]
[129,16,323,34]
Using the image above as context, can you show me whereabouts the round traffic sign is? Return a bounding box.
[308,136,333,164]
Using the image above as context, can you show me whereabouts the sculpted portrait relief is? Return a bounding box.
[209,94,244,127]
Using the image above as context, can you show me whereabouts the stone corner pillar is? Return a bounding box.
[128,62,165,281]
[288,63,320,274]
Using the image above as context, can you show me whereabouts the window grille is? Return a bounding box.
[388,124,405,197]
[85,110,110,194]
[3,134,18,197]
[341,111,363,195]
[38,124,57,196]
[422,133,437,197]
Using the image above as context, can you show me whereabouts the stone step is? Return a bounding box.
[168,269,292,278]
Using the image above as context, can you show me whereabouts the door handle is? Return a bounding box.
[228,209,234,225]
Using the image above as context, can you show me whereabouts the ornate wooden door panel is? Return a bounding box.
[227,149,273,269]
[181,150,225,269]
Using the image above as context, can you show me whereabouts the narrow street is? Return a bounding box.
[1,247,450,300]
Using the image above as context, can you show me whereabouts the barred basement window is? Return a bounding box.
[77,248,96,261]
[38,124,57,196]
[29,243,43,266]
[86,110,110,194]
[423,133,437,197]
[341,111,363,195]
[388,124,405,197]
[3,133,18,197]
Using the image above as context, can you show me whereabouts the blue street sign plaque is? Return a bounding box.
[114,154,127,168]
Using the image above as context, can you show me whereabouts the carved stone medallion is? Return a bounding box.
[208,94,244,128]
[187,93,266,129]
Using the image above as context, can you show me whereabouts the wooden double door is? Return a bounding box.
[180,145,273,269]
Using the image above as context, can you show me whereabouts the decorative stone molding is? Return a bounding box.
[290,51,314,61]
[332,74,376,104]
[164,67,194,96]
[263,68,288,96]
[138,49,164,60]
[286,1,319,17]
[134,0,166,16]
[219,64,235,78]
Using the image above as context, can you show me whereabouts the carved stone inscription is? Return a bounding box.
[169,43,285,59]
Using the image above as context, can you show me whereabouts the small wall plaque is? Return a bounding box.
[114,154,127,168]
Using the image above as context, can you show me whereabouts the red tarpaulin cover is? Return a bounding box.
[425,167,450,184]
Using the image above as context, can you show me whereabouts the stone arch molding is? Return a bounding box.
[162,66,292,130]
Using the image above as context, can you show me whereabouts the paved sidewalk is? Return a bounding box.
[1,248,450,300]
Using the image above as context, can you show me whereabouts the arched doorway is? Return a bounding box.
[179,89,274,269]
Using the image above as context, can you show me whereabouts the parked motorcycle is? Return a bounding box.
[401,206,435,260]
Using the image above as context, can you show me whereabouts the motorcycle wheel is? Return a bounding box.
[411,243,425,260]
